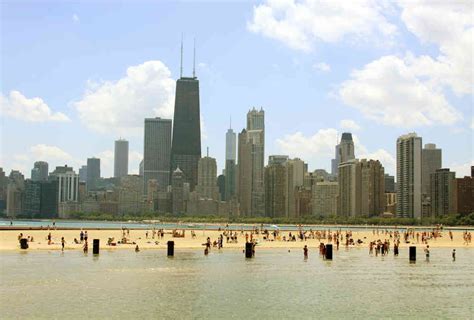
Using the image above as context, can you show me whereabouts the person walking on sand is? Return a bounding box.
[61,237,66,251]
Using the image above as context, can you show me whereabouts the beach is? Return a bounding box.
[1,227,471,251]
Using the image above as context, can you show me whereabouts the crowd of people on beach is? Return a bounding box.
[13,224,472,263]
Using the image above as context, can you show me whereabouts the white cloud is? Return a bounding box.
[96,150,114,177]
[276,129,338,165]
[248,0,397,51]
[6,144,78,177]
[313,62,331,72]
[276,128,395,173]
[30,144,73,161]
[449,161,474,178]
[398,0,473,95]
[74,60,175,135]
[358,148,396,175]
[129,151,143,175]
[340,119,360,131]
[72,14,80,23]
[0,90,70,122]
[339,55,461,127]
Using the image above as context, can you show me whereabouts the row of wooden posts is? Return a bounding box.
[90,239,419,262]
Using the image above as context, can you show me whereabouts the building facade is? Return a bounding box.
[430,168,455,217]
[31,161,48,182]
[313,181,338,217]
[143,117,172,193]
[396,133,422,219]
[114,139,129,178]
[86,158,100,191]
[264,160,287,218]
[196,156,219,200]
[170,76,201,191]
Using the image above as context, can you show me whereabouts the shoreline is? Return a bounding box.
[1,228,472,251]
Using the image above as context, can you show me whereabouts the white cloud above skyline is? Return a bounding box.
[73,60,175,136]
[248,0,397,51]
[0,91,70,123]
[340,119,361,131]
[339,55,462,127]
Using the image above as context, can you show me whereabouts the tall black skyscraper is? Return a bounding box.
[170,39,201,190]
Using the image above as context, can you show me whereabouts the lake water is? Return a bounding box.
[1,247,473,319]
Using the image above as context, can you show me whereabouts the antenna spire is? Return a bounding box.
[180,33,183,78]
[207,146,209,157]
[193,38,196,78]
[229,116,232,129]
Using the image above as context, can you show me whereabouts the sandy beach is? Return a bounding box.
[0,227,471,251]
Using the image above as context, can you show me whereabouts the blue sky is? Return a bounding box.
[1,0,472,178]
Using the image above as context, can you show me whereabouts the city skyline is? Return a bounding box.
[1,1,472,179]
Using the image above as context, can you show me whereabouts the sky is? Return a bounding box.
[1,0,472,179]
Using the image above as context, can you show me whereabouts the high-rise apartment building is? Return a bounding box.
[196,156,219,200]
[171,167,184,214]
[238,109,265,216]
[331,132,355,176]
[338,159,384,217]
[78,165,87,183]
[396,133,422,219]
[86,158,100,191]
[265,158,287,218]
[31,161,48,182]
[313,181,338,217]
[384,174,395,193]
[114,139,129,178]
[143,117,172,193]
[170,65,201,191]
[430,168,455,217]
[451,168,474,215]
[225,126,237,200]
[286,158,305,218]
[422,143,442,197]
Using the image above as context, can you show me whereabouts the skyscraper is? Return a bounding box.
[225,124,237,200]
[338,133,355,163]
[286,158,305,218]
[78,165,87,183]
[331,133,355,176]
[86,158,100,191]
[238,109,265,216]
[396,133,422,219]
[143,117,172,193]
[196,155,219,200]
[114,139,129,178]
[170,42,201,191]
[422,143,442,197]
[31,161,48,181]
[171,167,184,214]
[265,158,287,218]
[338,159,384,217]
[430,168,455,217]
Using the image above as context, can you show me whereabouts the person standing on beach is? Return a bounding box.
[452,249,456,261]
[303,245,308,259]
[83,241,88,253]
[424,245,430,261]
[80,230,84,243]
[47,233,52,245]
[84,231,88,243]
[61,237,65,251]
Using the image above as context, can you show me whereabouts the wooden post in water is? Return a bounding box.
[409,246,416,262]
[93,239,99,255]
[245,242,253,258]
[167,241,174,257]
[325,244,333,260]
